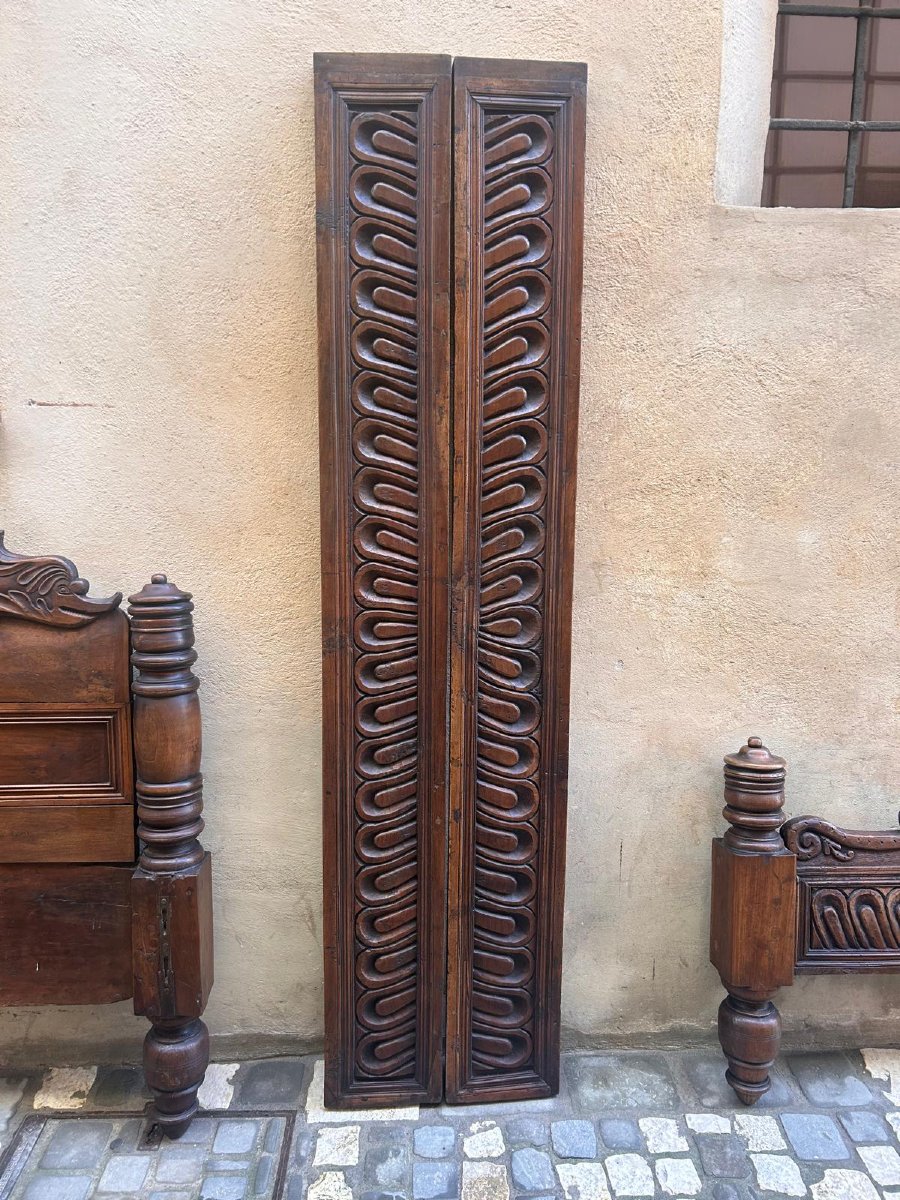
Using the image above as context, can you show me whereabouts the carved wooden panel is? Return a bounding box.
[315,54,452,1107]
[447,58,586,1103]
[784,817,900,973]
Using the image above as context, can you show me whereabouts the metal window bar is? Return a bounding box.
[772,2,900,205]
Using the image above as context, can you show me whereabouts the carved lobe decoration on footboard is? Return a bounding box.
[783,816,900,971]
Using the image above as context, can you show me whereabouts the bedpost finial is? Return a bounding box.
[722,736,787,852]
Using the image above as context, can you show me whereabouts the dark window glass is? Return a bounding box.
[763,1,900,207]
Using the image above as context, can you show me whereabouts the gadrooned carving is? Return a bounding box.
[348,106,421,1082]
[471,110,557,1077]
[0,531,121,627]
[810,886,900,952]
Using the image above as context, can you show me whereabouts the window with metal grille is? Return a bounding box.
[763,2,900,206]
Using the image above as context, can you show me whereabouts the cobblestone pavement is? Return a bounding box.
[4,1050,900,1198]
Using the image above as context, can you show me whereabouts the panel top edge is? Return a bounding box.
[453,56,587,84]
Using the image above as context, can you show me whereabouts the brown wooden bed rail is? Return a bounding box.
[710,735,900,1104]
[0,534,213,1137]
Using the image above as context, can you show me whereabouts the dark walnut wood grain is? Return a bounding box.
[446,58,587,1104]
[712,738,900,1104]
[0,535,213,1139]
[315,54,452,1108]
[0,865,133,1005]
[129,575,213,1138]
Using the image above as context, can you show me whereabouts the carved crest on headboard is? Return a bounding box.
[0,532,122,627]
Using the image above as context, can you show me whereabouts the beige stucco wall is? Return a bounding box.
[1,0,899,1066]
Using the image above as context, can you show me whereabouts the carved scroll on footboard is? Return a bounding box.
[710,737,900,1104]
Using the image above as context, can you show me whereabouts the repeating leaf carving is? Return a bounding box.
[348,105,422,1083]
[469,108,559,1078]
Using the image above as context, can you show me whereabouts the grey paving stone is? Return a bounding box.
[210,1156,254,1170]
[201,1175,248,1199]
[511,1146,555,1192]
[551,1118,596,1159]
[414,1125,455,1158]
[368,1144,409,1186]
[412,1159,458,1199]
[254,1154,275,1194]
[40,1120,113,1169]
[681,1053,795,1109]
[781,1113,851,1160]
[234,1059,306,1108]
[214,1120,260,1154]
[840,1110,891,1143]
[86,1066,150,1111]
[23,1178,92,1200]
[361,1193,408,1200]
[788,1053,874,1107]
[107,1118,144,1152]
[177,1116,218,1145]
[696,1133,752,1179]
[149,1193,194,1200]
[155,1145,206,1183]
[710,1184,749,1200]
[293,1124,314,1167]
[506,1117,549,1147]
[97,1152,151,1191]
[599,1118,642,1150]
[566,1053,678,1111]
[264,1117,285,1154]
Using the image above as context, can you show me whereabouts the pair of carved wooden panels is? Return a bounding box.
[315,54,586,1107]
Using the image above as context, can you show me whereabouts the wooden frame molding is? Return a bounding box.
[710,736,900,1104]
[447,57,586,1104]
[315,53,452,1107]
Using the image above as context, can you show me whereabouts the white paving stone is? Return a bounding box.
[685,1113,731,1134]
[0,1079,26,1131]
[858,1143,900,1186]
[557,1161,612,1200]
[313,1125,360,1168]
[734,1114,787,1151]
[463,1120,505,1159]
[307,1171,354,1200]
[305,1059,419,1123]
[197,1062,239,1110]
[655,1157,702,1196]
[888,1112,900,1140]
[605,1152,655,1197]
[462,1160,510,1199]
[639,1117,689,1153]
[862,1049,900,1104]
[33,1067,97,1111]
[751,1153,807,1196]
[811,1169,879,1200]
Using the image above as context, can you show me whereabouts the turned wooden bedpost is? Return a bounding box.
[129,576,213,1138]
[710,737,796,1104]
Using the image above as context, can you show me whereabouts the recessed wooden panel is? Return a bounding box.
[0,864,133,1005]
[315,53,452,1106]
[447,57,586,1103]
[0,711,132,807]
[0,804,135,864]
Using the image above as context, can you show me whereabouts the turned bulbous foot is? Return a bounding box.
[718,993,781,1106]
[143,1018,209,1138]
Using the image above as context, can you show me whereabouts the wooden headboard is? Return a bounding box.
[0,533,213,1138]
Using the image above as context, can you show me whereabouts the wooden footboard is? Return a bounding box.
[710,736,900,1104]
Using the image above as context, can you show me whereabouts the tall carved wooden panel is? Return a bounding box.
[446,59,586,1103]
[317,53,585,1108]
[315,54,452,1107]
